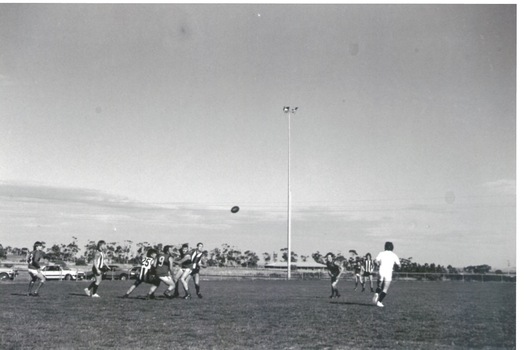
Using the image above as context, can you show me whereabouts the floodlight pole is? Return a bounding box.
[283,106,298,280]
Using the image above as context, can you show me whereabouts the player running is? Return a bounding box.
[325,252,343,298]
[84,240,110,298]
[145,245,176,299]
[123,248,158,298]
[27,241,46,296]
[373,241,401,307]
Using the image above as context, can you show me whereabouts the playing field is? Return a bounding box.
[0,279,516,349]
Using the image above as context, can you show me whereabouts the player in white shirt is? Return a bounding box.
[373,241,400,307]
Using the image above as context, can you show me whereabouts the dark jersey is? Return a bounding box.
[326,261,341,276]
[180,253,192,269]
[155,253,171,277]
[27,250,44,269]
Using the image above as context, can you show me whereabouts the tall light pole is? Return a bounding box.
[283,106,298,280]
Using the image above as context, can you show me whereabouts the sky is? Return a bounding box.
[0,4,517,270]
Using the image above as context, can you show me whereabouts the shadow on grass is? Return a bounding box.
[329,301,376,307]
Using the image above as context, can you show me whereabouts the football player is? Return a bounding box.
[373,241,401,307]
[173,244,192,299]
[325,252,343,298]
[145,245,176,299]
[188,242,205,298]
[27,241,46,296]
[123,248,158,298]
[84,240,110,298]
[362,253,376,293]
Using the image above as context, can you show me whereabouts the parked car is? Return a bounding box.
[86,265,131,280]
[41,265,79,280]
[128,266,141,280]
[0,265,16,281]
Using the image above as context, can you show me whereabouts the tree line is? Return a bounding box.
[0,238,502,274]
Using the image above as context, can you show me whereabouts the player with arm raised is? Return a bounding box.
[373,241,401,307]
[27,241,46,296]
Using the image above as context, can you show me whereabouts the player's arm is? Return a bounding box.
[169,256,175,273]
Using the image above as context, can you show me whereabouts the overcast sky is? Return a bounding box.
[0,4,517,269]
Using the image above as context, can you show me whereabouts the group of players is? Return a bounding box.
[323,241,401,308]
[27,240,206,300]
[27,239,401,307]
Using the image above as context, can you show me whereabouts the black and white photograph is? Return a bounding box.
[0,3,518,349]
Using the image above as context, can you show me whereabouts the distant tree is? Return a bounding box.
[335,253,348,269]
[242,250,260,267]
[463,264,492,274]
[280,248,297,263]
[447,265,459,274]
[84,240,97,263]
[263,252,272,264]
[311,251,324,264]
[0,244,6,260]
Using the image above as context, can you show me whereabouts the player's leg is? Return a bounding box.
[377,279,392,306]
[172,269,183,297]
[146,278,160,299]
[160,276,176,298]
[27,271,37,296]
[192,272,202,298]
[332,276,341,297]
[32,271,46,295]
[124,279,142,297]
[181,269,192,299]
[373,276,385,304]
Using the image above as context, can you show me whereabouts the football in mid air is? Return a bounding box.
[231,206,240,213]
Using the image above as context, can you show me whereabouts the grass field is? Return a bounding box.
[0,279,516,349]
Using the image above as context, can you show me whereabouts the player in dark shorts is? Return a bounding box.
[325,252,343,298]
[173,244,193,299]
[84,240,110,298]
[123,248,158,298]
[362,253,375,292]
[188,242,205,299]
[27,241,46,296]
[353,258,364,291]
[145,245,176,299]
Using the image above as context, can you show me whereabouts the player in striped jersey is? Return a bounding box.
[353,258,363,291]
[145,245,176,299]
[188,242,205,298]
[84,240,110,298]
[122,248,158,298]
[27,241,46,296]
[362,253,375,293]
